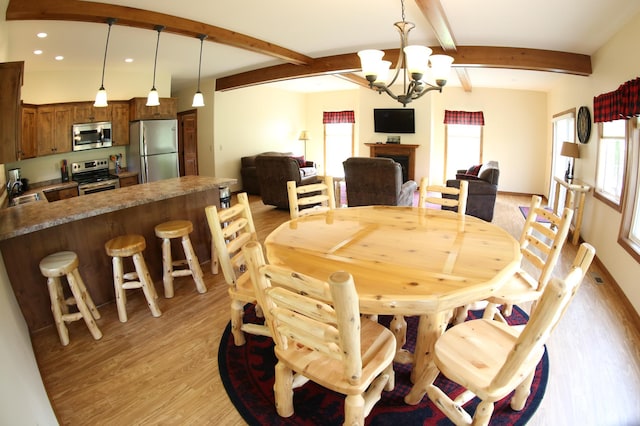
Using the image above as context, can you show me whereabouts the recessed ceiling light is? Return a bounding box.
[124,58,134,63]
[33,50,43,55]
[37,32,47,38]
[55,55,64,61]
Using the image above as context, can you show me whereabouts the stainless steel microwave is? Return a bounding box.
[72,121,113,151]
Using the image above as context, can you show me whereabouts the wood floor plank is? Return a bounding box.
[30,193,640,425]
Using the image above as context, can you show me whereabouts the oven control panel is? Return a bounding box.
[71,159,110,174]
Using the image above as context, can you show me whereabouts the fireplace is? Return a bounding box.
[366,143,419,182]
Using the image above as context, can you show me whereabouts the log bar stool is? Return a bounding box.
[39,251,102,346]
[104,234,162,322]
[154,220,207,298]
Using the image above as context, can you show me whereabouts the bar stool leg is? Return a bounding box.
[182,235,206,294]
[132,252,162,317]
[112,256,128,323]
[47,277,70,346]
[161,238,175,298]
[71,269,101,320]
[66,270,103,340]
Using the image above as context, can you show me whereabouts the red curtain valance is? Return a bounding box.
[593,77,640,122]
[323,110,355,124]
[443,110,485,125]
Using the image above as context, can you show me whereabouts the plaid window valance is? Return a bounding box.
[443,110,485,125]
[323,110,355,124]
[594,77,640,123]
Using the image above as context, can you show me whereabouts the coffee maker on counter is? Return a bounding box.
[6,168,25,200]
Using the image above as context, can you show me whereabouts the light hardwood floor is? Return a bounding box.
[30,193,640,425]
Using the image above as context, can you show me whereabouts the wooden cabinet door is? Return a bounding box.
[179,110,199,176]
[20,104,37,160]
[111,102,130,146]
[74,102,111,123]
[0,61,23,163]
[119,175,139,187]
[54,105,73,154]
[129,97,177,120]
[37,106,55,156]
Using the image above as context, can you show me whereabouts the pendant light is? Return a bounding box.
[192,34,207,107]
[94,18,116,107]
[147,25,164,107]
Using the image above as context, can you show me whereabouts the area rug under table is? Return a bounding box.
[218,305,548,425]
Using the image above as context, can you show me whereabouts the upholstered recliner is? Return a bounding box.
[241,152,317,195]
[343,157,417,207]
[255,155,319,209]
[446,161,499,222]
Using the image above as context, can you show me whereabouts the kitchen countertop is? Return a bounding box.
[0,175,236,241]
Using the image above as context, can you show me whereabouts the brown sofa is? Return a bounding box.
[342,157,417,207]
[445,161,500,221]
[240,151,316,195]
[254,154,318,209]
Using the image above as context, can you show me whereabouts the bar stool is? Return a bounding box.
[154,220,207,298]
[104,234,162,322]
[39,251,102,346]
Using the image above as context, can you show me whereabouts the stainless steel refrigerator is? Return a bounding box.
[128,119,179,183]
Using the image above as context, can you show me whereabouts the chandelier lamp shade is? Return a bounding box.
[94,18,116,107]
[357,0,454,107]
[192,34,207,107]
[147,25,165,107]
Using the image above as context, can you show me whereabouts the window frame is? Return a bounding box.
[594,119,629,211]
[444,123,483,182]
[618,117,640,262]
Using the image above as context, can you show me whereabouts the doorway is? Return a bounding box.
[178,109,199,176]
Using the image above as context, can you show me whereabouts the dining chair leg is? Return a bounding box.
[230,299,246,346]
[511,368,535,410]
[274,361,294,417]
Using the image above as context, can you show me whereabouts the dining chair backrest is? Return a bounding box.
[519,194,573,292]
[287,175,335,219]
[242,240,396,423]
[419,177,468,216]
[492,242,595,389]
[205,192,257,287]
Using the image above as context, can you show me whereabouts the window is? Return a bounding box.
[550,110,575,204]
[445,124,482,180]
[324,123,353,177]
[618,118,640,261]
[594,119,627,209]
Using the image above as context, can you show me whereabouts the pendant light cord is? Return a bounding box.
[151,25,165,90]
[99,18,116,89]
[196,34,207,92]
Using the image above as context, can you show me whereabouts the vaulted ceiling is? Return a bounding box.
[5,0,640,93]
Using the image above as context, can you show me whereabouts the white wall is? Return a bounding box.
[213,84,306,192]
[548,11,640,313]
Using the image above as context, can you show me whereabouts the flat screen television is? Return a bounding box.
[374,108,415,134]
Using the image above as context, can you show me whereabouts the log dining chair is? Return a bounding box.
[418,243,595,426]
[480,194,574,323]
[242,240,396,426]
[205,192,269,346]
[418,177,469,216]
[286,175,335,220]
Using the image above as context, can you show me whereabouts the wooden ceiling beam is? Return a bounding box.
[5,0,312,65]
[216,46,592,91]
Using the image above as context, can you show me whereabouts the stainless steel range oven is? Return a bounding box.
[71,159,120,195]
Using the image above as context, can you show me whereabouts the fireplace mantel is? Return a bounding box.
[366,143,419,181]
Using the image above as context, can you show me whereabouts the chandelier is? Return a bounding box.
[357,0,454,107]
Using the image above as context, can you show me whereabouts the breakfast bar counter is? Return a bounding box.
[0,176,235,331]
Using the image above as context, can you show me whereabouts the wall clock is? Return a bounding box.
[577,106,591,144]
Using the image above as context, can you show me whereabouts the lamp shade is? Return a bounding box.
[560,141,580,158]
[192,91,204,107]
[298,131,310,141]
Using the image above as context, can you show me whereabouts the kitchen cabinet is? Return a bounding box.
[44,186,78,202]
[20,104,38,160]
[129,97,177,121]
[111,101,130,146]
[37,105,73,156]
[118,174,139,187]
[73,102,111,123]
[0,61,23,163]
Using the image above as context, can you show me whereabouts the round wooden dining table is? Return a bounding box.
[264,205,521,403]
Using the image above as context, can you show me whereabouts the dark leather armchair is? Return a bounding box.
[255,155,319,209]
[342,157,417,207]
[446,161,499,221]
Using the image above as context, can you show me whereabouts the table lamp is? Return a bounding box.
[298,130,309,157]
[560,141,580,180]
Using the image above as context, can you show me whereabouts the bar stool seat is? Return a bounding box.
[39,251,102,346]
[105,234,161,322]
[155,220,206,298]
